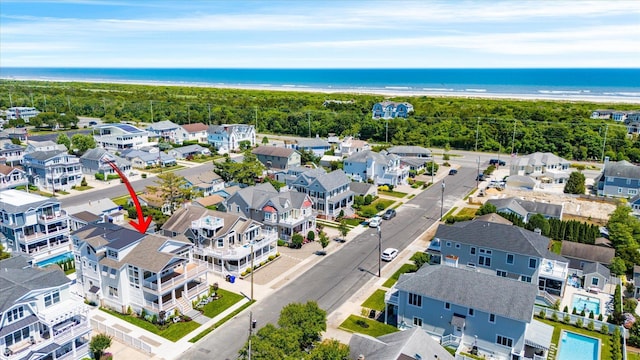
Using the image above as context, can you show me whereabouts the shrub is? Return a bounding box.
[378,185,390,192]
[375,202,386,211]
[563,305,569,313]
[538,309,546,318]
[268,255,275,261]
[291,234,304,249]
[572,307,577,315]
[589,311,594,319]
[587,321,595,331]
[563,314,570,324]
[355,319,369,328]
[307,231,315,242]
[580,309,586,317]
[141,173,147,178]
[552,312,559,322]
[95,173,105,181]
[600,324,609,335]
[598,314,604,321]
[81,177,88,186]
[576,318,583,328]
[364,194,373,205]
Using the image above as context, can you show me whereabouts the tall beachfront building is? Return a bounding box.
[0,190,72,267]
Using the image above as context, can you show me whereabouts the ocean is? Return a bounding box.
[1,68,639,101]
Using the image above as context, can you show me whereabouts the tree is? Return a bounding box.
[278,301,327,351]
[298,148,320,165]
[290,233,304,249]
[146,172,200,214]
[261,136,269,144]
[89,333,112,360]
[526,213,550,236]
[238,324,302,360]
[70,133,96,155]
[476,202,497,216]
[425,161,439,176]
[318,231,330,253]
[338,220,349,241]
[56,133,71,151]
[307,230,315,242]
[411,252,430,271]
[609,257,627,275]
[564,171,586,194]
[0,243,10,261]
[213,150,264,186]
[307,339,350,360]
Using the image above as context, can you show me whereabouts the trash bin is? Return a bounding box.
[225,275,231,282]
[229,275,236,284]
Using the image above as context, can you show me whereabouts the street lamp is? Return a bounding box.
[476,157,480,189]
[377,226,382,277]
[440,181,446,220]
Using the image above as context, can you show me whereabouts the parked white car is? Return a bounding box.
[368,216,382,228]
[381,248,398,261]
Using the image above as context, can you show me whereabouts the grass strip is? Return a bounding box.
[188,300,256,343]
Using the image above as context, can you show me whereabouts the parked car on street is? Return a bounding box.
[476,173,486,181]
[489,159,506,166]
[381,248,398,261]
[448,169,458,175]
[368,216,382,228]
[382,209,396,220]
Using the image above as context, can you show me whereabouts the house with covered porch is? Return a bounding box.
[161,206,278,277]
[72,223,209,317]
[289,168,354,220]
[427,219,569,298]
[384,264,552,360]
[0,189,71,267]
[225,183,316,242]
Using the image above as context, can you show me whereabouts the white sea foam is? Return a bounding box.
[464,88,487,92]
[385,86,411,90]
[423,88,455,91]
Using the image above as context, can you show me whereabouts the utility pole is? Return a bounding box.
[248,311,256,360]
[307,112,311,138]
[254,106,258,132]
[476,157,480,189]
[601,124,609,163]
[386,119,389,144]
[511,119,516,155]
[250,243,254,301]
[150,100,154,122]
[440,181,446,220]
[377,226,382,277]
[207,103,211,125]
[475,118,480,152]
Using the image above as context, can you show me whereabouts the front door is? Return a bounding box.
[453,324,462,337]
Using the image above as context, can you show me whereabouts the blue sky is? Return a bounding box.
[1,0,639,68]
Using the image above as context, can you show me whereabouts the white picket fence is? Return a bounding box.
[534,305,620,334]
[91,319,153,354]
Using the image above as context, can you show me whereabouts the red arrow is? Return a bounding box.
[105,159,152,234]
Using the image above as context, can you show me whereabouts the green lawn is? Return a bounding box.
[112,195,132,206]
[382,263,416,288]
[146,165,186,173]
[361,289,386,311]
[339,315,399,337]
[100,308,201,342]
[342,218,364,227]
[189,155,220,163]
[537,317,612,360]
[628,351,640,360]
[378,190,408,198]
[200,289,245,318]
[73,185,94,191]
[357,199,395,217]
[456,207,478,218]
[189,300,255,343]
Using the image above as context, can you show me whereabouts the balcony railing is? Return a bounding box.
[38,210,68,224]
[195,232,278,260]
[2,321,90,360]
[384,290,399,306]
[143,298,176,312]
[18,227,69,243]
[24,240,71,256]
[56,342,89,360]
[539,259,568,280]
[38,301,89,325]
[142,262,209,293]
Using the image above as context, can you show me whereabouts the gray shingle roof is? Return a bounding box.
[583,262,610,278]
[435,219,558,259]
[72,223,145,250]
[604,160,640,179]
[296,137,330,148]
[396,265,537,322]
[184,171,222,186]
[121,234,177,273]
[560,241,615,265]
[349,327,454,360]
[24,150,65,161]
[147,120,179,131]
[252,145,296,158]
[513,152,569,167]
[0,256,70,312]
[349,182,376,196]
[400,157,428,168]
[386,145,431,156]
[487,197,563,219]
[311,170,350,191]
[172,144,208,155]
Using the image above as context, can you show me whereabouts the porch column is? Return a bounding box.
[158,293,163,309]
[156,274,161,292]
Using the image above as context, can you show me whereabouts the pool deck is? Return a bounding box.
[561,284,614,317]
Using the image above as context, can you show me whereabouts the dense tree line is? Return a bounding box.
[2,80,640,161]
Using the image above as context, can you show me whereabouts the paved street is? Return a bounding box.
[182,166,477,360]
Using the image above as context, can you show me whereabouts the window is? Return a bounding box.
[618,187,623,194]
[455,243,460,249]
[101,266,108,276]
[44,290,60,307]
[468,308,474,316]
[496,335,513,347]
[128,265,140,288]
[413,317,423,327]
[529,258,537,269]
[489,313,496,323]
[592,277,599,286]
[506,254,514,265]
[497,270,507,277]
[7,307,24,322]
[467,262,476,268]
[479,248,491,255]
[4,327,29,346]
[108,286,119,298]
[107,249,118,259]
[446,241,451,247]
[408,293,422,307]
[521,276,532,283]
[479,256,491,267]
[470,247,476,255]
[630,189,638,195]
[217,238,224,247]
[110,268,117,279]
[445,302,451,310]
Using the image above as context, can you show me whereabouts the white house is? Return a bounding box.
[207,124,256,154]
[343,150,409,186]
[93,123,149,151]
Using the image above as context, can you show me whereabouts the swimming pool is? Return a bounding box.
[571,294,600,315]
[557,331,599,360]
[36,252,74,267]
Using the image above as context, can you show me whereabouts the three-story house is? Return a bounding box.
[290,168,354,219]
[22,150,82,192]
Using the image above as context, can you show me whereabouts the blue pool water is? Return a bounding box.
[36,252,74,267]
[557,331,599,360]
[572,294,600,315]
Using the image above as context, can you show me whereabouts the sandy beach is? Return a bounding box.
[3,76,640,104]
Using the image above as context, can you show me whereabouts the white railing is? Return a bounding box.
[185,282,209,300]
[20,227,69,243]
[38,210,68,223]
[384,290,399,306]
[537,290,557,307]
[55,342,89,360]
[38,303,89,325]
[441,334,461,347]
[52,321,91,345]
[143,262,208,293]
[143,298,176,311]
[91,320,153,354]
